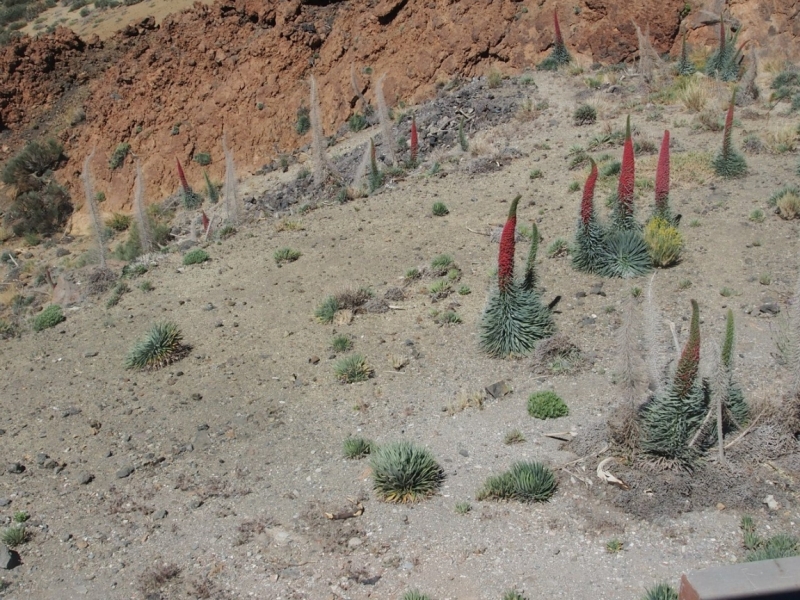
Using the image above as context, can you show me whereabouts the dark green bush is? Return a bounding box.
[193,152,212,166]
[108,143,130,170]
[527,391,569,419]
[183,249,209,265]
[2,139,64,190]
[32,304,65,332]
[5,180,72,237]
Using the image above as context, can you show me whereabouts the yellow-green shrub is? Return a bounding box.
[644,217,684,267]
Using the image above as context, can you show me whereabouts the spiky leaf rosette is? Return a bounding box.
[476,461,557,503]
[125,321,189,370]
[480,282,555,357]
[410,116,418,163]
[611,116,638,232]
[712,91,747,178]
[641,300,708,464]
[498,195,521,292]
[598,229,652,278]
[675,32,696,76]
[537,10,572,70]
[522,221,540,292]
[370,441,444,503]
[652,130,676,224]
[572,159,609,274]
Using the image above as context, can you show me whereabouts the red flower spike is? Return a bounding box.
[176,157,190,193]
[719,18,725,53]
[553,9,564,48]
[655,130,670,211]
[674,299,700,399]
[201,210,210,234]
[580,158,598,225]
[498,195,521,293]
[410,116,418,163]
[617,115,635,217]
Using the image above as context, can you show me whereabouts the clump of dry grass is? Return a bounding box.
[679,77,709,112]
[764,126,797,154]
[138,562,181,595]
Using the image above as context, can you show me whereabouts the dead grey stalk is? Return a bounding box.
[375,73,397,166]
[222,133,239,226]
[81,150,106,269]
[133,160,152,254]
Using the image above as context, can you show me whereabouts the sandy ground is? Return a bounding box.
[0,65,799,600]
[21,0,212,41]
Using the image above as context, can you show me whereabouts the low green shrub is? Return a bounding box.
[527,391,569,419]
[32,304,65,332]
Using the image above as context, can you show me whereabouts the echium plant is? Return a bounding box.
[652,130,678,226]
[704,19,744,82]
[641,299,709,466]
[675,31,696,76]
[718,309,749,431]
[409,115,419,165]
[176,157,203,209]
[537,10,572,71]
[479,196,554,357]
[712,89,747,178]
[571,159,608,274]
[611,116,637,232]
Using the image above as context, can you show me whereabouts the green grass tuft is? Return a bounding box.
[527,391,569,419]
[432,201,449,216]
[125,321,189,371]
[401,591,431,600]
[477,461,557,503]
[504,429,525,445]
[0,526,27,547]
[274,247,301,264]
[641,583,678,600]
[371,441,444,503]
[343,436,374,459]
[334,354,374,383]
[183,249,209,265]
[315,296,340,323]
[455,501,472,514]
[32,304,65,332]
[503,591,529,600]
[332,334,352,352]
[430,254,455,274]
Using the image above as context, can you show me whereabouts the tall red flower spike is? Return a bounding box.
[498,195,521,293]
[176,157,190,193]
[718,17,725,54]
[617,115,635,218]
[201,210,210,234]
[655,130,670,212]
[553,9,564,48]
[674,299,700,399]
[580,158,598,225]
[410,116,418,163]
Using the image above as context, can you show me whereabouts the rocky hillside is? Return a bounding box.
[0,0,799,221]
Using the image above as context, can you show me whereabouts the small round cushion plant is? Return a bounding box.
[479,195,555,357]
